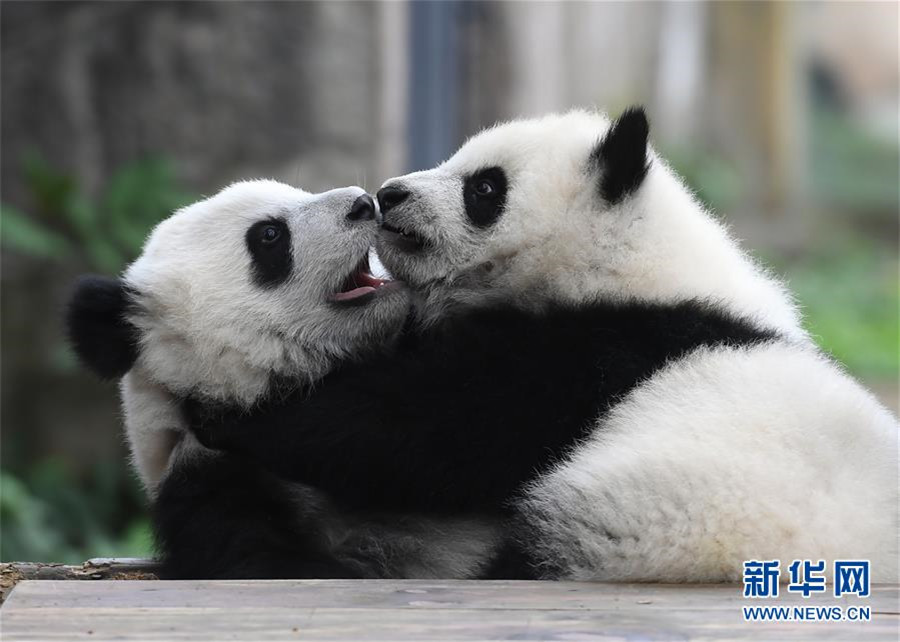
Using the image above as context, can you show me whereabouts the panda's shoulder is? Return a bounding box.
[421,297,777,351]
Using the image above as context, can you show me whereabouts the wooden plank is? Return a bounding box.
[1,580,897,641]
[4,579,895,611]
[5,606,894,641]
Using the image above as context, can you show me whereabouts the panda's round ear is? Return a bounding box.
[590,106,651,204]
[65,275,140,380]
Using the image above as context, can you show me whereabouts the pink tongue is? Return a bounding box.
[334,286,376,301]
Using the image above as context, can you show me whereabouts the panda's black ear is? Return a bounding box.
[65,275,140,380]
[590,106,651,204]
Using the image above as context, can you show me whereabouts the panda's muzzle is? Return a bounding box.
[376,186,430,253]
[380,222,429,253]
[332,253,391,305]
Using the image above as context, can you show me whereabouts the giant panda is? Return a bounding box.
[190,109,898,583]
[66,180,501,579]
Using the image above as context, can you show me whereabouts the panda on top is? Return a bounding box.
[66,180,503,579]
[193,107,898,583]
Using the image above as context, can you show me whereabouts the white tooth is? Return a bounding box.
[368,249,391,280]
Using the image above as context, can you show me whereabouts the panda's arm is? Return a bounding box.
[188,308,599,512]
[188,300,774,513]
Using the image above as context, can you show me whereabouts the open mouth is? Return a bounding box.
[332,253,392,304]
[380,222,429,253]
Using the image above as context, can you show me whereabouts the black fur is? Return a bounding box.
[246,218,292,288]
[188,299,776,514]
[480,538,540,580]
[153,452,362,579]
[65,275,140,379]
[464,167,508,228]
[592,106,651,203]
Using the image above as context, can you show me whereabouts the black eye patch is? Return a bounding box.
[246,218,292,288]
[463,166,508,228]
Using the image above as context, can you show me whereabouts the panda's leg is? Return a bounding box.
[152,447,362,580]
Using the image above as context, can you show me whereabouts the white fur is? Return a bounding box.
[517,341,898,582]
[120,366,183,490]
[380,110,804,340]
[379,109,899,581]
[120,180,409,493]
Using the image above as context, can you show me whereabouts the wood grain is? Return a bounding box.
[2,580,897,641]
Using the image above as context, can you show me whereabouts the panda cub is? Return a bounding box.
[193,109,898,583]
[66,180,500,579]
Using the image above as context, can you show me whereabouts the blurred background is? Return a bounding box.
[1,1,897,563]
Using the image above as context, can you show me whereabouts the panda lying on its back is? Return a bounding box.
[193,109,898,582]
[67,180,501,579]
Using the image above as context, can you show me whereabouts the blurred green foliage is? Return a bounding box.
[664,146,744,216]
[1,464,153,563]
[2,154,192,563]
[811,107,900,216]
[779,243,899,380]
[1,152,192,273]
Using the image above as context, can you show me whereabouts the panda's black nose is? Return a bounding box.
[376,187,409,215]
[347,194,376,222]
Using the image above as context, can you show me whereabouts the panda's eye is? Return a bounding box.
[261,225,281,244]
[475,179,495,196]
[247,219,292,288]
[464,167,508,228]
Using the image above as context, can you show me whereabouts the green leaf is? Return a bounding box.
[102,158,190,260]
[0,205,74,259]
[21,152,79,218]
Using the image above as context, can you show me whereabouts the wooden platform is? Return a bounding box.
[1,579,897,641]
